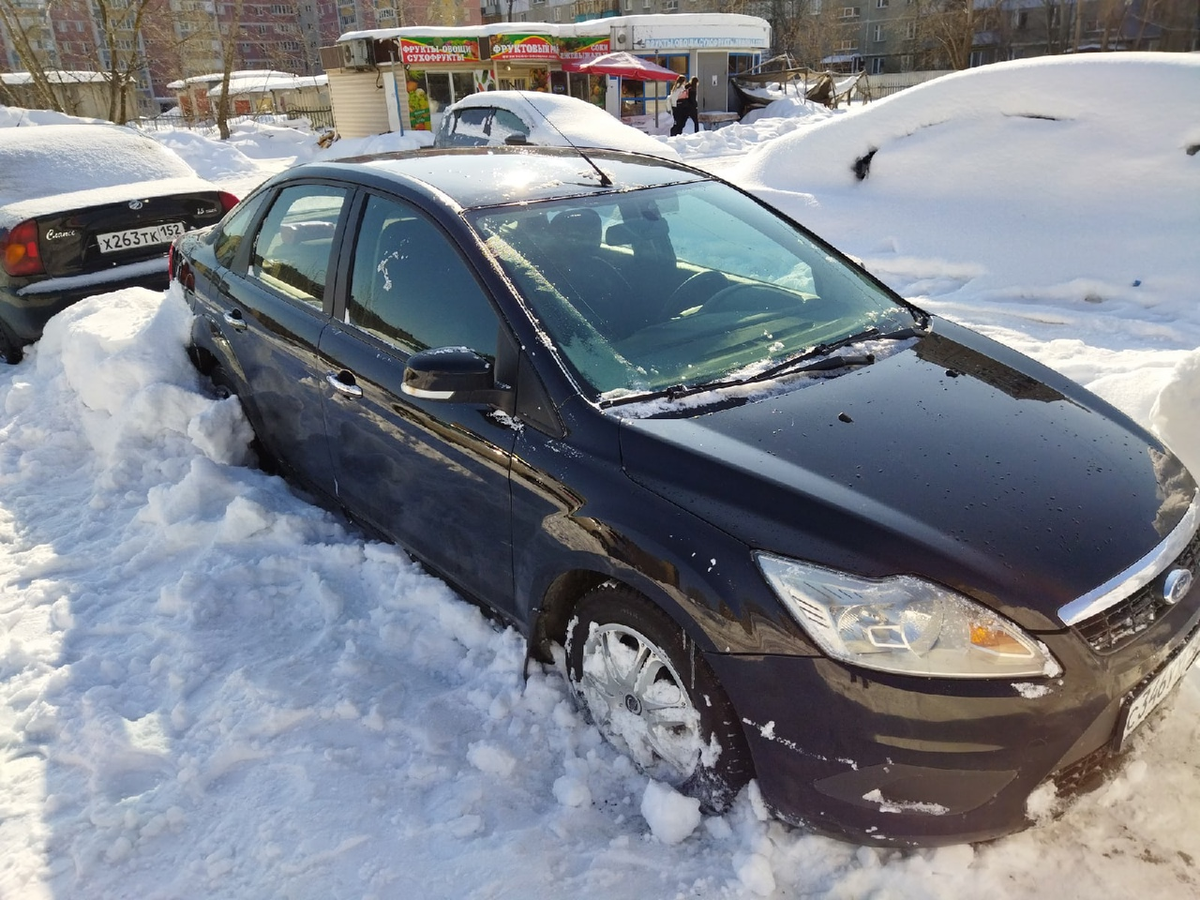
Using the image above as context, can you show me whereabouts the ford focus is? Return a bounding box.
[170,146,1199,846]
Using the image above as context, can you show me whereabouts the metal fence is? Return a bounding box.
[131,108,333,136]
[287,106,334,130]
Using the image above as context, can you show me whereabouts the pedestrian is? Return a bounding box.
[668,76,687,137]
[682,76,700,134]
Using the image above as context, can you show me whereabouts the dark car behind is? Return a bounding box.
[1,123,236,362]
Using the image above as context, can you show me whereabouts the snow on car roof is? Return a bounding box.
[449,91,679,160]
[0,124,212,228]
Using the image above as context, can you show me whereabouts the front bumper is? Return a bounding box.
[705,582,1200,846]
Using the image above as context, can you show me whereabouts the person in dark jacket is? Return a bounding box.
[668,76,687,137]
[680,76,700,134]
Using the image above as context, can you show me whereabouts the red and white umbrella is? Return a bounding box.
[576,52,680,83]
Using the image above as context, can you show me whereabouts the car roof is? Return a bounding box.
[308,146,709,210]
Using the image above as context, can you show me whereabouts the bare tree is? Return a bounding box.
[0,0,65,111]
[214,0,245,139]
[1038,0,1077,54]
[91,0,166,122]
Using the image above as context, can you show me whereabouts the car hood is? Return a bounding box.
[618,319,1197,630]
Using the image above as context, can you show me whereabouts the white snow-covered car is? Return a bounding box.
[433,90,678,160]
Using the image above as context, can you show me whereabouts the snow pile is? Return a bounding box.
[729,53,1200,310]
[1151,349,1200,476]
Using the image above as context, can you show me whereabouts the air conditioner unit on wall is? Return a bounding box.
[341,38,374,70]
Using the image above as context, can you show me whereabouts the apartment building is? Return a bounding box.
[0,0,479,110]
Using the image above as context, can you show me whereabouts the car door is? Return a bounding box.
[318,192,518,611]
[211,182,351,495]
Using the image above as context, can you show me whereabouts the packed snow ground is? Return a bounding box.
[2,53,1199,899]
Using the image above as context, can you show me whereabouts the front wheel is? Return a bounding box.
[566,583,752,811]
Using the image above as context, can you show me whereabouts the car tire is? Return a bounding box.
[566,583,752,812]
[206,364,236,401]
[201,362,278,474]
[0,322,24,365]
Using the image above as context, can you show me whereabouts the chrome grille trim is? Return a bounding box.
[1057,490,1200,627]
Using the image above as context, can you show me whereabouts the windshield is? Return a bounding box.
[469,180,913,400]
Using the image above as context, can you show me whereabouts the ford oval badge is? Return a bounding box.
[1164,568,1194,606]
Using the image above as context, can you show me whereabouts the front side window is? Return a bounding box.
[248,184,348,306]
[347,195,498,358]
[470,181,914,400]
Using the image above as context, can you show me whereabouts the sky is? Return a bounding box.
[1,52,1199,900]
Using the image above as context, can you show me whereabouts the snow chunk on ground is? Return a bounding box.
[640,779,701,845]
[735,851,776,896]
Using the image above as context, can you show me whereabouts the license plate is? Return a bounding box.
[97,222,186,253]
[1117,626,1200,749]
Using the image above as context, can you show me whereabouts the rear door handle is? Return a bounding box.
[222,309,248,332]
[326,371,363,398]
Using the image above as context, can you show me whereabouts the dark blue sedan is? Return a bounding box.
[170,146,1200,846]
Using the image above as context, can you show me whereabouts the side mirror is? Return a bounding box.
[401,347,514,413]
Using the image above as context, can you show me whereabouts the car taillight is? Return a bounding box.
[218,191,239,214]
[2,219,45,277]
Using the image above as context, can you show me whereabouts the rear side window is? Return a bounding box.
[248,184,348,306]
[440,107,529,147]
[347,194,498,357]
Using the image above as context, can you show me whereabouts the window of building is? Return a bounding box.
[905,21,917,39]
[838,7,860,18]
[873,25,884,42]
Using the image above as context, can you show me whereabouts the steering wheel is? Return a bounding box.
[663,270,729,317]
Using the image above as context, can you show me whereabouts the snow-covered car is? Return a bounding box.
[433,90,678,160]
[0,123,237,363]
[171,145,1200,846]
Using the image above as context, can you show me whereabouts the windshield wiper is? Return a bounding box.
[599,318,928,410]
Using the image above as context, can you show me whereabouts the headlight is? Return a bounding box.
[756,553,1061,679]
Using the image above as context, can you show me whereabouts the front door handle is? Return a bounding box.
[326,371,363,398]
[222,309,248,332]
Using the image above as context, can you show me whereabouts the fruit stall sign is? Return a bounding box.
[487,34,559,62]
[398,37,482,65]
[559,36,611,71]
